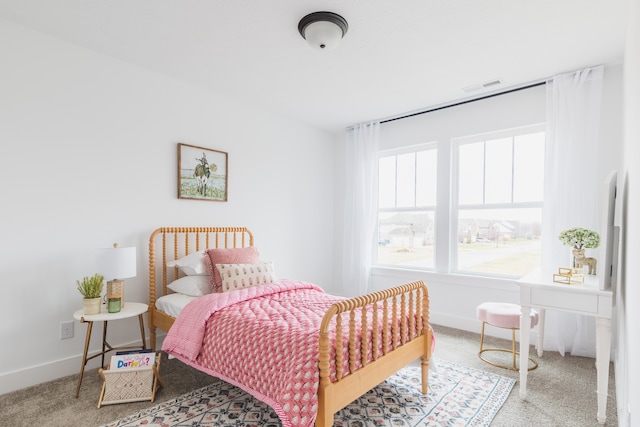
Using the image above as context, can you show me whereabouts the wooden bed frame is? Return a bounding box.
[148,226,431,427]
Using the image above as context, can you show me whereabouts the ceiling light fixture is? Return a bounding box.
[298,11,348,51]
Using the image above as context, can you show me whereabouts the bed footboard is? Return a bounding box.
[316,280,430,427]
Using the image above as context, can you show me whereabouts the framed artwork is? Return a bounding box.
[178,143,228,202]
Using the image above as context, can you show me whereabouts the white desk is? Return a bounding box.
[516,271,613,424]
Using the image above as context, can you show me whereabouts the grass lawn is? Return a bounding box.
[378,239,541,276]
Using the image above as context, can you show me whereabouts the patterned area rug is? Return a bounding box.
[101,359,514,427]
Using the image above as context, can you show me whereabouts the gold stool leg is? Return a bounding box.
[512,328,517,369]
[478,323,538,371]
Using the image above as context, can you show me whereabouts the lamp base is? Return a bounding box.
[106,279,125,308]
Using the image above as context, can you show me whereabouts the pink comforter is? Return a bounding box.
[162,279,345,427]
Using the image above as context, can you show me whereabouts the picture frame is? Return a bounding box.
[178,143,228,202]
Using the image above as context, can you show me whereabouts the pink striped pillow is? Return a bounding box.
[205,247,260,292]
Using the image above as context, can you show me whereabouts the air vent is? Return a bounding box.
[482,79,502,88]
[462,78,503,93]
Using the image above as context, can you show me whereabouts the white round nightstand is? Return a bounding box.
[73,302,149,397]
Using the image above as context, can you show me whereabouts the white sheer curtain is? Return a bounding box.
[341,121,380,297]
[542,66,604,357]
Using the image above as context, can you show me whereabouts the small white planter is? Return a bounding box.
[83,297,101,315]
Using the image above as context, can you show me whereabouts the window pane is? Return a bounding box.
[416,150,437,206]
[484,137,513,204]
[377,211,435,268]
[396,153,416,207]
[456,208,542,277]
[458,142,484,205]
[513,132,545,202]
[379,156,396,208]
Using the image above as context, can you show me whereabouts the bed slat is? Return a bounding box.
[316,280,430,427]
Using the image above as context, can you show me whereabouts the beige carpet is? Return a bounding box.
[100,359,514,426]
[0,325,617,426]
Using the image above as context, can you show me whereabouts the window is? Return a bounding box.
[375,125,545,279]
[453,127,545,277]
[377,145,437,268]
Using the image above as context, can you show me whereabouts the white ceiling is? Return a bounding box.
[0,0,629,132]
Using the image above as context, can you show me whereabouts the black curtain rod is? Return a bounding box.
[380,81,546,125]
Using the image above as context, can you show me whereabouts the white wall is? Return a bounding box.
[0,19,336,394]
[620,1,640,425]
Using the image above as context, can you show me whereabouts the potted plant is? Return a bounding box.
[77,273,105,315]
[558,228,600,271]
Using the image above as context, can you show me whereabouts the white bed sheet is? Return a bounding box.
[156,293,197,318]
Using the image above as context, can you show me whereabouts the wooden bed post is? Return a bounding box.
[148,229,159,351]
[316,305,337,427]
[421,285,431,394]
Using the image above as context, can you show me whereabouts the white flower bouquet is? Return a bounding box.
[558,227,600,249]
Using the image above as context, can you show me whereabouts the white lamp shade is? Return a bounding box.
[303,20,344,50]
[96,246,137,280]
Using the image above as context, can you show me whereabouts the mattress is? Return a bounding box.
[155,293,197,318]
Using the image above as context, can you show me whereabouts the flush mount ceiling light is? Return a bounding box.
[298,11,348,50]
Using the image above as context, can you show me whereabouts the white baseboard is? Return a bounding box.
[0,335,165,395]
[0,355,90,395]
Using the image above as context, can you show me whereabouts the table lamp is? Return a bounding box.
[96,243,136,309]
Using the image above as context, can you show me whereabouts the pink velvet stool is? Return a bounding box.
[476,302,539,371]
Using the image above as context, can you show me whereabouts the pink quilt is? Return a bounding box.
[162,279,345,427]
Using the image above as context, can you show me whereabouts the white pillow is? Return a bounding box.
[216,262,277,292]
[167,275,211,297]
[166,250,208,276]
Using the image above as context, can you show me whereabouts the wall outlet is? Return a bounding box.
[60,321,74,340]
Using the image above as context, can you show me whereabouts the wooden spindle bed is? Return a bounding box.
[148,227,431,427]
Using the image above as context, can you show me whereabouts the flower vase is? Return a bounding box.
[572,248,580,268]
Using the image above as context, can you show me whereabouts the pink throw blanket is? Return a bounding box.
[162,279,345,427]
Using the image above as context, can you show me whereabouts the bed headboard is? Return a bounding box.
[148,227,254,305]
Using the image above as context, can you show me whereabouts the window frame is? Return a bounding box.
[449,124,546,277]
[375,142,438,270]
[373,124,546,279]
